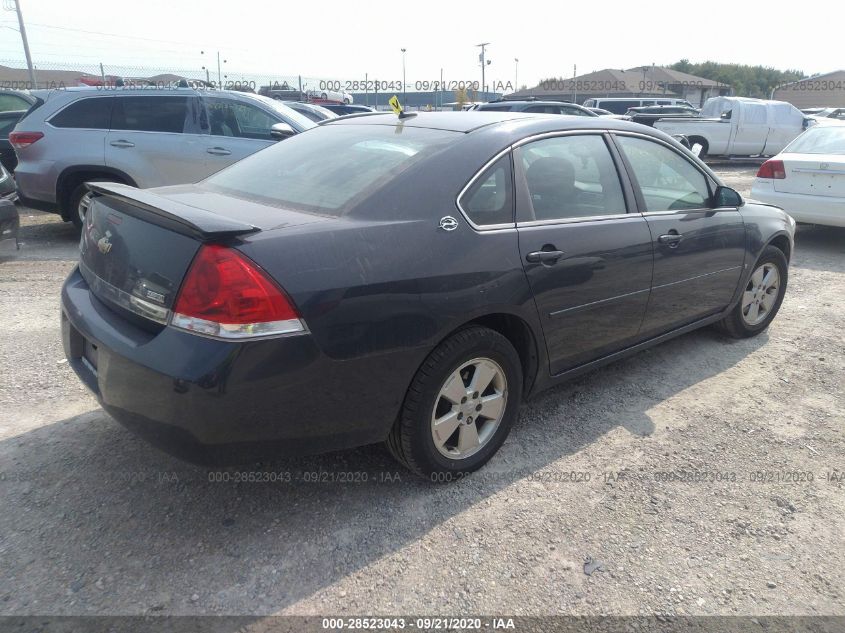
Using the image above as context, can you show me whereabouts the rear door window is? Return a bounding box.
[110,96,191,133]
[50,97,113,129]
[516,134,627,221]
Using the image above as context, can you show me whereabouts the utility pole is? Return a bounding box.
[401,48,407,105]
[7,0,36,88]
[476,43,490,95]
[201,50,226,86]
[573,64,577,104]
[514,58,519,93]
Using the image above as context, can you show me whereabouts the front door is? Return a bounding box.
[613,134,746,338]
[515,133,654,375]
[202,97,277,176]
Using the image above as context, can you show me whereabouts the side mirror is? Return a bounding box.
[270,122,296,140]
[714,185,743,208]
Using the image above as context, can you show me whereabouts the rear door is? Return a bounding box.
[106,94,208,187]
[613,134,745,337]
[201,96,278,174]
[514,132,654,374]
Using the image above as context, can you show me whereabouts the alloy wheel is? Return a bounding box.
[430,357,508,460]
[741,263,780,326]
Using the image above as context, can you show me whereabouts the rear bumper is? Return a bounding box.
[750,182,845,228]
[61,267,406,464]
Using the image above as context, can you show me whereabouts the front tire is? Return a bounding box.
[718,245,788,338]
[387,326,523,479]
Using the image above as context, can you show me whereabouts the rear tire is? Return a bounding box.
[386,326,523,480]
[68,178,120,229]
[718,245,788,338]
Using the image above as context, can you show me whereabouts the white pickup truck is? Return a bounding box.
[654,97,808,158]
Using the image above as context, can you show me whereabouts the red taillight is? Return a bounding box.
[8,131,44,150]
[171,244,304,339]
[756,159,786,180]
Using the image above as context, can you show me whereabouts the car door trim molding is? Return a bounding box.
[518,213,632,227]
[548,286,651,318]
[650,265,742,291]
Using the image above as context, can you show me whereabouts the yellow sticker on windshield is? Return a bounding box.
[389,95,402,114]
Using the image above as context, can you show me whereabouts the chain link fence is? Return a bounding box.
[0,59,504,110]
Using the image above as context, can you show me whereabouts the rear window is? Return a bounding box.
[201,124,457,215]
[50,97,112,129]
[785,126,845,155]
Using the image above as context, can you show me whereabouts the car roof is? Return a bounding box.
[324,111,657,135]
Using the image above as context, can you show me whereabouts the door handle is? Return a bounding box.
[207,147,232,156]
[525,249,564,264]
[658,232,684,247]
[109,140,135,148]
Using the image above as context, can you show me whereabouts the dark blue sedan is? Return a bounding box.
[61,112,795,478]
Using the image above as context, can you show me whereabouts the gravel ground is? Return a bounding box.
[0,167,843,618]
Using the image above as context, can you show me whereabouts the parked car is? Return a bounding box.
[0,162,19,251]
[321,103,375,116]
[307,88,353,104]
[476,100,597,116]
[60,112,794,477]
[750,123,845,227]
[654,97,807,158]
[0,110,27,171]
[582,97,694,115]
[10,87,315,227]
[587,107,614,116]
[257,84,302,101]
[283,101,338,122]
[806,107,845,124]
[0,89,35,113]
[625,104,700,127]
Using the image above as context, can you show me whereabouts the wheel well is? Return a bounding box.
[467,313,540,398]
[688,136,708,152]
[768,234,792,263]
[56,168,133,218]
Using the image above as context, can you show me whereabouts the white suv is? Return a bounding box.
[11,87,315,226]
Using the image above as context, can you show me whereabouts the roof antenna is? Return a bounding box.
[389,95,417,119]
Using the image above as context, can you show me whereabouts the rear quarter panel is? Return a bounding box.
[234,131,542,435]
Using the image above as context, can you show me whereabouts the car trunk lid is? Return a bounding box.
[78,182,323,327]
[774,153,845,198]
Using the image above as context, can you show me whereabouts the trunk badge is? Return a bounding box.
[439,216,459,231]
[97,232,113,254]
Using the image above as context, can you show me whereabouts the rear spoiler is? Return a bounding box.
[86,182,259,240]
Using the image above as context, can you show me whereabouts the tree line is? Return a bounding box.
[670,60,806,98]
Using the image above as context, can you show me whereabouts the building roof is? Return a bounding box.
[511,66,728,99]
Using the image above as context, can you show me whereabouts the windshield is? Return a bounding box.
[241,93,317,131]
[785,125,845,155]
[201,123,457,215]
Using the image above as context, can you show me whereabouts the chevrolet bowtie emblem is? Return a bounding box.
[97,235,113,254]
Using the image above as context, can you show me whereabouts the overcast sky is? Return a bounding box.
[0,0,837,89]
